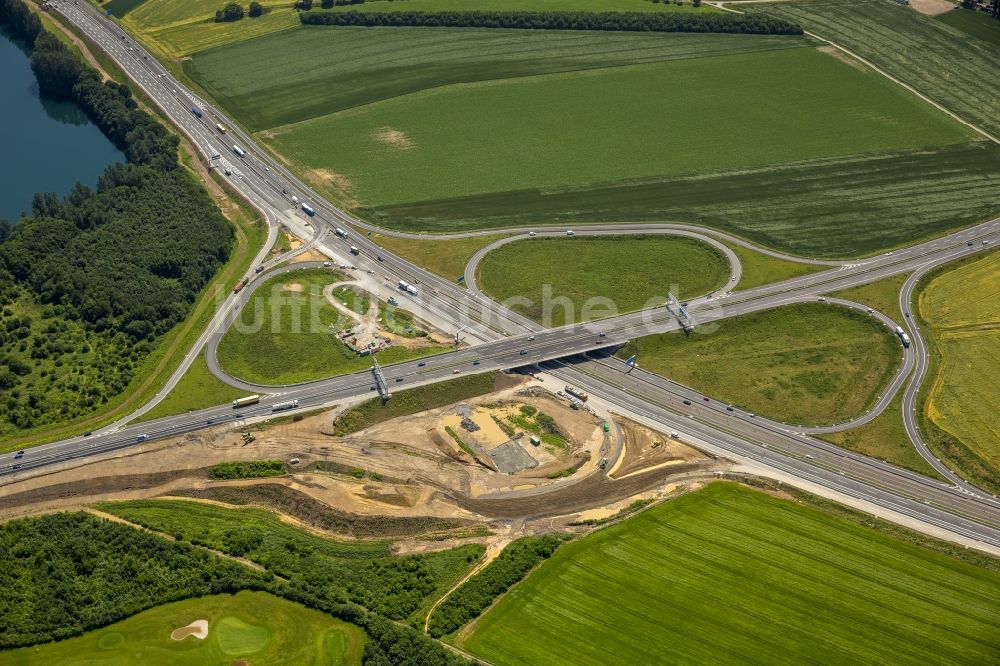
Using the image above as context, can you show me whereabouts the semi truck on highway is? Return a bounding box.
[565,385,589,402]
[191,105,203,118]
[233,395,261,408]
[301,203,315,216]
[272,399,299,411]
[350,246,360,255]
[233,277,248,294]
[232,144,245,157]
[398,280,418,295]
[335,227,348,238]
[894,326,911,347]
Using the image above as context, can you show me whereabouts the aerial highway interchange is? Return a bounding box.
[7,0,1000,553]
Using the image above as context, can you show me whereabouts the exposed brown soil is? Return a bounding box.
[908,0,956,16]
[611,417,704,479]
[451,460,716,520]
[817,45,869,73]
[372,127,415,150]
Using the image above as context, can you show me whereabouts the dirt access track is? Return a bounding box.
[0,377,722,536]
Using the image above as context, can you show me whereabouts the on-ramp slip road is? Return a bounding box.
[16,0,1000,552]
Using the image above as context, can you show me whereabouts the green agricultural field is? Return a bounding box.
[617,302,901,425]
[122,0,298,57]
[936,8,1000,45]
[918,250,1000,480]
[220,28,804,127]
[3,591,365,666]
[215,268,446,384]
[746,0,1000,138]
[476,236,728,327]
[187,26,811,131]
[264,47,971,209]
[99,499,484,622]
[371,142,1000,257]
[461,483,1000,665]
[320,0,718,13]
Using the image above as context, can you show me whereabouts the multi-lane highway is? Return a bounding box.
[11,0,1000,551]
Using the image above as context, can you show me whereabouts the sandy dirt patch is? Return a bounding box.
[610,417,704,480]
[908,0,956,16]
[171,619,209,641]
[817,45,869,72]
[293,249,330,263]
[282,282,305,293]
[372,127,415,150]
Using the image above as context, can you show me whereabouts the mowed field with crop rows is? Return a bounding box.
[616,303,901,425]
[187,27,814,131]
[746,0,1000,139]
[118,0,299,57]
[462,483,1000,666]
[263,47,970,207]
[3,591,365,666]
[371,142,1000,257]
[476,236,729,327]
[918,250,1000,480]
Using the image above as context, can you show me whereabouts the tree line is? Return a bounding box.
[208,460,287,479]
[300,9,804,35]
[427,534,568,638]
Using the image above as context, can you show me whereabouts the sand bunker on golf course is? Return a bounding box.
[171,619,209,641]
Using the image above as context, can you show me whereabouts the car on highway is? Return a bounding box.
[395,377,403,382]
[473,360,481,365]
[528,231,536,237]
[452,369,460,374]
[867,308,874,313]
[83,431,92,437]
[136,434,149,442]
[528,335,536,341]
[984,240,990,245]
[418,361,426,367]
[702,396,710,402]
[726,405,734,412]
[520,350,528,355]
[747,413,756,418]
[817,297,826,302]
[565,230,575,236]
[682,399,691,405]
[967,242,974,246]
[370,385,376,391]
[14,450,24,459]
[598,331,606,337]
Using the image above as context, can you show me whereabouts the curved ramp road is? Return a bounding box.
[14,1,999,552]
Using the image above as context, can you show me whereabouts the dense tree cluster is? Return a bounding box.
[208,460,287,479]
[249,1,264,17]
[427,534,568,637]
[300,9,803,34]
[0,0,41,44]
[0,2,234,435]
[0,513,272,649]
[215,2,245,22]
